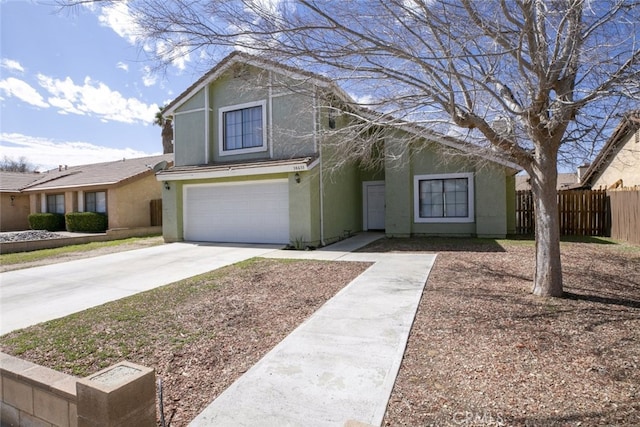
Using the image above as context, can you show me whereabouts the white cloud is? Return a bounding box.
[96,3,191,71]
[0,132,157,172]
[1,59,25,73]
[142,66,157,87]
[98,2,141,45]
[117,62,129,72]
[0,77,49,108]
[36,74,158,124]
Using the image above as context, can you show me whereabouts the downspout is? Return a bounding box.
[269,71,274,158]
[204,86,210,162]
[316,89,325,246]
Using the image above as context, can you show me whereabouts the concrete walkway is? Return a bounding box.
[190,236,436,427]
[0,232,436,426]
[0,242,279,335]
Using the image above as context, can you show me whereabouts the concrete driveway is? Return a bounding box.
[0,242,280,335]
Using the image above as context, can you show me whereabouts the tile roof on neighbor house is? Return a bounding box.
[11,154,173,192]
[0,172,43,192]
[515,172,578,191]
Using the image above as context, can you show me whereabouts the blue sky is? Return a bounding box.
[0,0,199,171]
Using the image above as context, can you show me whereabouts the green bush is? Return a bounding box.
[65,212,108,233]
[28,213,66,231]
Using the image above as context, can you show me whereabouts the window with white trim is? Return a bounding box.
[46,194,65,214]
[219,100,267,156]
[85,191,107,213]
[414,173,474,223]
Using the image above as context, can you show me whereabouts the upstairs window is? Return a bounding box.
[414,173,474,223]
[47,194,65,214]
[219,100,267,156]
[85,191,107,213]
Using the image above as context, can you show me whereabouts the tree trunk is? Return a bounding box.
[529,145,564,297]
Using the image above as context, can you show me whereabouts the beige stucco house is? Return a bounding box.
[0,172,42,231]
[0,154,173,232]
[579,111,640,189]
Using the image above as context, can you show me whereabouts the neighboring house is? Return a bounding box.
[157,52,520,246]
[0,172,42,231]
[515,173,578,191]
[0,154,173,231]
[579,110,640,189]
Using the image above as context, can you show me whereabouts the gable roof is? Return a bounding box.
[0,172,43,193]
[579,110,640,188]
[17,154,173,192]
[164,51,520,172]
[164,51,342,117]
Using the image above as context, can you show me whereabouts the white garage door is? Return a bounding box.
[184,180,290,244]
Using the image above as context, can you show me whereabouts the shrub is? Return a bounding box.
[65,212,108,233]
[28,213,66,231]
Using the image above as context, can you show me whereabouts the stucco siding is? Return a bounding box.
[289,169,321,247]
[475,167,508,238]
[384,136,412,237]
[271,94,316,158]
[385,136,511,238]
[177,88,205,113]
[322,163,362,244]
[175,111,207,166]
[109,174,163,229]
[592,128,640,188]
[0,194,31,231]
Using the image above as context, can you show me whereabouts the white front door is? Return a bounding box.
[363,181,385,230]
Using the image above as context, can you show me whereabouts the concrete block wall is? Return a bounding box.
[1,352,77,427]
[1,353,156,427]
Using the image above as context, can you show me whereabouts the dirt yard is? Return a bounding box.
[1,237,638,426]
[365,237,640,426]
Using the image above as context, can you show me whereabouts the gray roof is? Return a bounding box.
[4,154,173,192]
[0,172,43,192]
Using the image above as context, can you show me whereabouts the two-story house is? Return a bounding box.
[157,52,519,246]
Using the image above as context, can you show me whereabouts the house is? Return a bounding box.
[579,110,640,189]
[0,172,42,231]
[0,154,173,232]
[157,52,520,246]
[515,172,578,191]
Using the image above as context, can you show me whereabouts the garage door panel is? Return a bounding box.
[184,180,289,244]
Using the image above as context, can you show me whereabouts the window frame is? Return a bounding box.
[46,194,65,214]
[218,100,268,157]
[85,191,107,213]
[413,172,475,223]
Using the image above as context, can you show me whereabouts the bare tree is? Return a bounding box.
[0,156,38,173]
[65,0,640,297]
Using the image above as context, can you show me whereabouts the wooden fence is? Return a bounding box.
[609,189,640,244]
[150,199,162,226]
[516,189,609,236]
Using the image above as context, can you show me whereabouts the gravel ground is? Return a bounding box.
[0,230,65,242]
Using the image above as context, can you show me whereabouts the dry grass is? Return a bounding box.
[0,258,370,426]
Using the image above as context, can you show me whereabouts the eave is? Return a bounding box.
[157,157,319,182]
